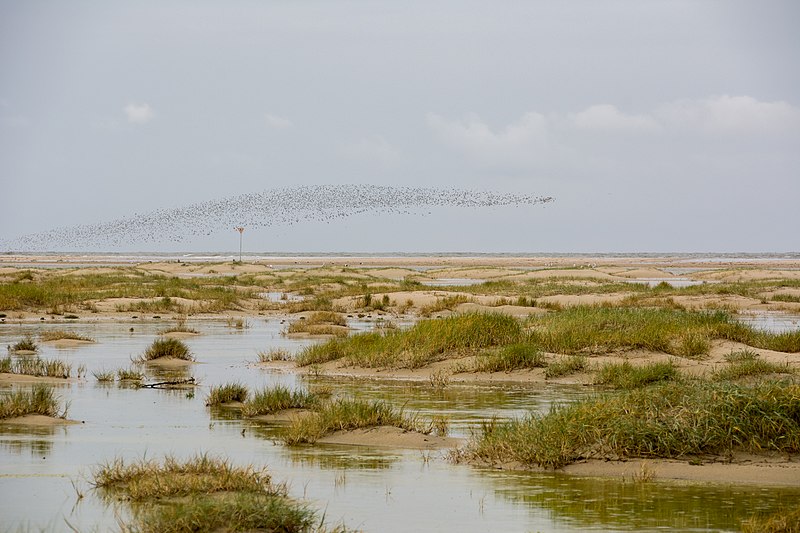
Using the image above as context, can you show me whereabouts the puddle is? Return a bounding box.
[0,320,797,531]
[420,278,487,287]
[258,291,305,302]
[626,278,711,288]
[736,311,800,334]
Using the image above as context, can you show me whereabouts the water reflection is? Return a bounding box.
[0,424,56,456]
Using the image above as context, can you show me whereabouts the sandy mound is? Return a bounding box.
[0,414,79,427]
[317,425,461,449]
[537,293,632,307]
[41,339,94,348]
[250,408,313,423]
[613,268,674,279]
[0,373,72,384]
[145,357,194,367]
[160,331,201,339]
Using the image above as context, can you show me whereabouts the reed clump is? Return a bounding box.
[10,336,38,353]
[206,382,249,406]
[296,312,523,369]
[256,348,292,362]
[594,361,679,389]
[241,385,322,417]
[469,381,800,469]
[0,354,71,378]
[280,398,426,445]
[117,367,145,384]
[139,338,194,362]
[0,385,65,419]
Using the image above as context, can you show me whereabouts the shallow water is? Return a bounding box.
[1,319,798,532]
[736,311,800,334]
[420,278,487,287]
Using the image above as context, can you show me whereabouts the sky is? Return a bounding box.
[1,0,798,253]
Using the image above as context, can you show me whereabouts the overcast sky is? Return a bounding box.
[1,1,798,253]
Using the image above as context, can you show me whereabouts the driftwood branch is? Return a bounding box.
[140,377,196,389]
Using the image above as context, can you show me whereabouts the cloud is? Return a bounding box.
[568,104,660,133]
[264,112,293,128]
[123,103,155,124]
[655,95,800,135]
[339,135,400,164]
[426,112,549,166]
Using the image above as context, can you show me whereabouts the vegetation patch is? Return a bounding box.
[158,318,199,335]
[544,355,588,379]
[287,311,348,336]
[0,385,65,419]
[714,350,795,381]
[741,505,800,533]
[139,338,194,362]
[39,330,95,342]
[296,312,523,369]
[280,397,427,445]
[257,348,291,362]
[0,354,71,378]
[467,381,800,469]
[594,361,679,389]
[9,336,38,353]
[472,343,546,372]
[242,385,323,417]
[206,383,249,406]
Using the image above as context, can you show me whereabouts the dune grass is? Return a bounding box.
[0,354,72,378]
[287,311,348,336]
[39,330,95,342]
[206,382,249,406]
[544,355,588,379]
[241,385,322,417]
[139,338,194,362]
[468,381,800,469]
[296,312,523,369]
[280,398,427,445]
[0,385,65,419]
[472,343,547,372]
[594,361,679,389]
[714,350,795,381]
[528,306,800,357]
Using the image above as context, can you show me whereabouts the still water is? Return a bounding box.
[1,319,797,532]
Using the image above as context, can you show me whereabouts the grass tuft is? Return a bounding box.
[206,383,249,406]
[473,343,546,372]
[39,330,95,342]
[544,355,588,379]
[0,385,65,419]
[257,348,291,362]
[714,350,795,381]
[741,506,800,533]
[594,361,679,389]
[0,354,71,378]
[287,311,348,336]
[241,385,321,417]
[10,336,38,352]
[139,338,194,361]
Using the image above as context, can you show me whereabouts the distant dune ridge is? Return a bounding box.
[2,185,553,251]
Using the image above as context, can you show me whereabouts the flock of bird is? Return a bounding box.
[2,184,553,251]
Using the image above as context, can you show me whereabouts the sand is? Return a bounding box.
[0,414,79,427]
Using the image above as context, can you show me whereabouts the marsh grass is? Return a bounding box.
[39,330,95,342]
[419,294,471,316]
[473,343,546,372]
[92,454,275,501]
[139,338,194,362]
[133,492,316,533]
[528,306,800,357]
[714,350,795,381]
[242,385,322,417]
[117,367,145,384]
[771,294,800,304]
[741,506,800,533]
[256,348,292,362]
[280,398,427,445]
[544,355,588,379]
[10,336,38,352]
[206,383,249,406]
[287,311,348,336]
[0,354,72,378]
[469,381,800,469]
[296,312,523,369]
[158,318,199,335]
[93,369,116,382]
[594,361,679,389]
[0,385,65,419]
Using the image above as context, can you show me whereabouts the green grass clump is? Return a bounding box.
[133,492,316,533]
[528,306,800,357]
[741,505,800,533]
[0,385,65,419]
[469,381,800,469]
[594,361,679,389]
[206,383,249,406]
[287,311,348,336]
[771,294,800,303]
[39,330,95,342]
[140,338,194,361]
[545,355,588,379]
[93,454,275,501]
[242,385,321,417]
[117,367,145,383]
[419,294,471,316]
[10,336,38,352]
[93,369,116,382]
[257,348,291,362]
[0,355,72,378]
[280,398,425,445]
[714,350,795,381]
[296,312,523,369]
[473,343,546,372]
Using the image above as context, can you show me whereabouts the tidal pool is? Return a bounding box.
[1,319,797,532]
